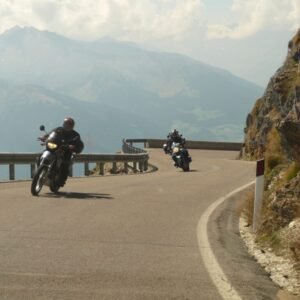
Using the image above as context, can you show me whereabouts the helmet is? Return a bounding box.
[63,117,75,131]
[171,129,179,136]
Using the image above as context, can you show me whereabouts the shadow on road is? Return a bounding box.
[42,192,113,200]
[176,169,199,173]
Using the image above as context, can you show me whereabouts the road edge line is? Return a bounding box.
[197,180,255,300]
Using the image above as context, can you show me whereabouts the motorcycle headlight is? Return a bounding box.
[47,142,58,150]
[173,147,179,153]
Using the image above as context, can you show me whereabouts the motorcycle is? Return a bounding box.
[163,141,192,172]
[31,125,75,196]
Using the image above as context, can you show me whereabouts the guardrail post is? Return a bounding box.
[138,161,143,172]
[69,165,73,177]
[112,162,117,174]
[144,160,148,171]
[9,164,15,180]
[30,163,36,178]
[84,162,89,176]
[133,162,137,173]
[99,162,105,175]
[124,162,128,174]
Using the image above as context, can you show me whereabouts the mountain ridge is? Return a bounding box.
[0,26,263,152]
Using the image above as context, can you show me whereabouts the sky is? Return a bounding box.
[0,0,299,86]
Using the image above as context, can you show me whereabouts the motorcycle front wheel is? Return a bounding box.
[31,165,48,196]
[182,158,190,172]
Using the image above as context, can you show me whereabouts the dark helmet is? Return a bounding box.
[63,117,75,131]
[171,129,179,136]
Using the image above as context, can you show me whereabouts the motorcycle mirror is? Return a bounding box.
[40,125,45,131]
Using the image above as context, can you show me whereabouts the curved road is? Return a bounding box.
[0,149,285,299]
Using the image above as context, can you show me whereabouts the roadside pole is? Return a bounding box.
[253,159,265,232]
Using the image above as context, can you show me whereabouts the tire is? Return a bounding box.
[31,165,48,196]
[183,163,190,172]
[182,157,190,172]
[49,183,60,193]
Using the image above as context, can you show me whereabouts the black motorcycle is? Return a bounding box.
[163,142,192,172]
[31,125,75,196]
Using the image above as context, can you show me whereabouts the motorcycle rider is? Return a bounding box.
[164,129,186,166]
[40,117,84,185]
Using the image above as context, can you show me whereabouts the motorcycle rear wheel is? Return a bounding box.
[49,183,60,193]
[183,164,190,172]
[31,166,48,196]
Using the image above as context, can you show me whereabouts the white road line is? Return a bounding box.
[0,271,71,278]
[197,180,255,300]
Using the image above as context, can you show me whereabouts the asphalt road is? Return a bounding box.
[0,149,285,299]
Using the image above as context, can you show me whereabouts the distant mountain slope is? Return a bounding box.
[0,81,159,152]
[0,26,263,152]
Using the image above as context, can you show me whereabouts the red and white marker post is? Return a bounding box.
[253,159,265,232]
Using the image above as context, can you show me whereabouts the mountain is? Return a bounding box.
[0,80,160,152]
[0,26,263,152]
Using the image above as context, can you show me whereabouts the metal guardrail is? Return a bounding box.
[0,140,149,181]
[122,139,148,154]
[0,138,242,181]
[131,139,243,151]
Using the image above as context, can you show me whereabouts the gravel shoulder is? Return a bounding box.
[239,215,300,298]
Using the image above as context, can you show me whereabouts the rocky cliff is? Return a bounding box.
[241,31,300,294]
[244,29,300,163]
[242,29,300,256]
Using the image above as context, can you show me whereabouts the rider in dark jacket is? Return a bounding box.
[166,129,185,151]
[164,129,186,166]
[40,117,84,185]
[53,118,84,153]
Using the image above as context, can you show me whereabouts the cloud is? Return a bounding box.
[207,0,300,39]
[2,0,297,43]
[0,0,205,41]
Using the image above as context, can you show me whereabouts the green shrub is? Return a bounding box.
[265,127,285,172]
[285,162,300,182]
[266,155,282,171]
[257,231,282,252]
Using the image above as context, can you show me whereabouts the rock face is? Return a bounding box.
[242,29,300,229]
[243,29,300,161]
[267,171,300,229]
[241,30,300,295]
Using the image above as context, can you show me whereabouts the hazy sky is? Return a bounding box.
[0,0,299,86]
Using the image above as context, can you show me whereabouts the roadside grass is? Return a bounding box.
[236,188,254,226]
[239,164,300,261]
[285,162,300,182]
[265,127,285,173]
[257,230,282,252]
[236,186,283,251]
